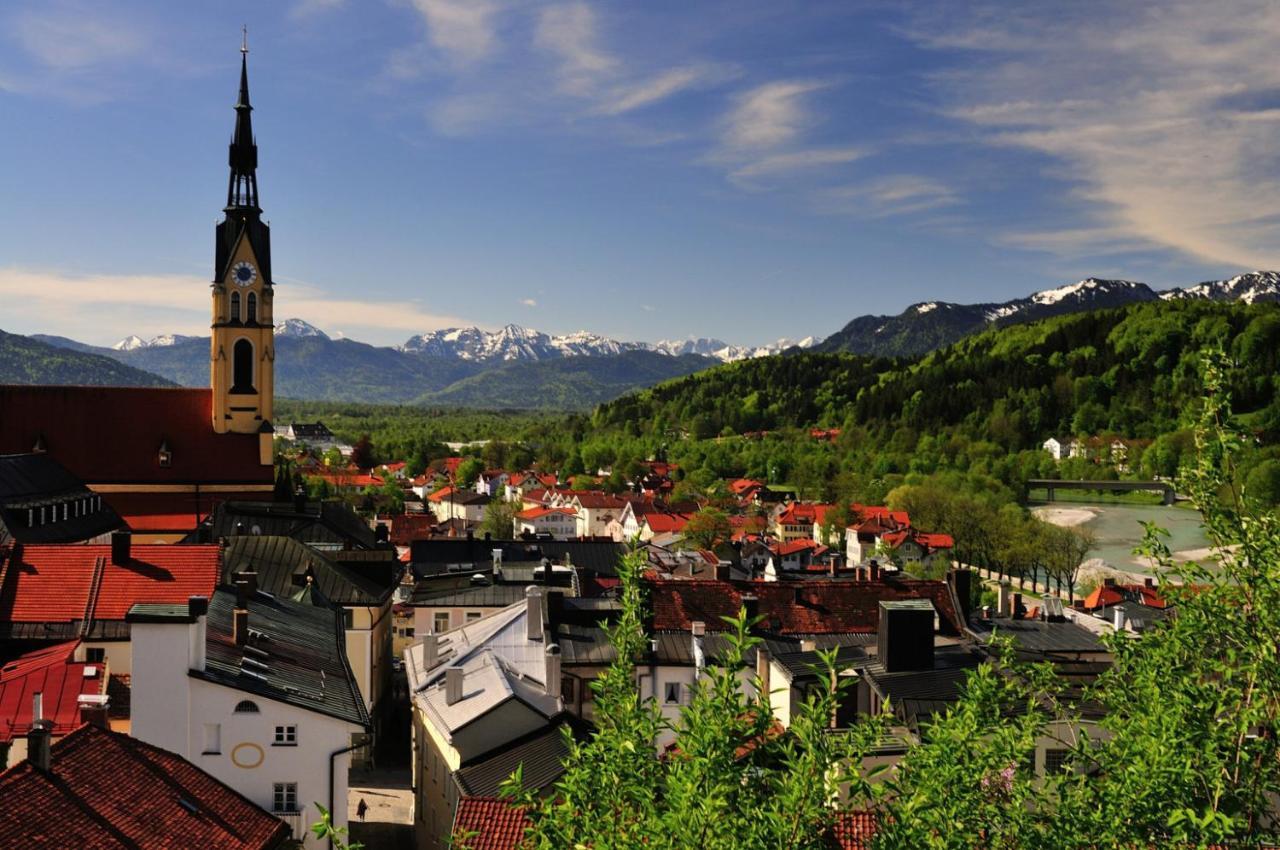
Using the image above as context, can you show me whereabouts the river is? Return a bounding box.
[1030,501,1212,580]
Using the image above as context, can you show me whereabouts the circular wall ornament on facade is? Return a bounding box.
[231,741,265,769]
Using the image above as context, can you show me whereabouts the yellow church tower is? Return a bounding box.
[211,36,274,437]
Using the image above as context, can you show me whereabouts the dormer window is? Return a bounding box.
[158,440,172,468]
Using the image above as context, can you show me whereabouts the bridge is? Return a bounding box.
[1027,478,1177,506]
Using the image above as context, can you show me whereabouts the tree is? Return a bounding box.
[1245,458,1280,506]
[479,496,517,540]
[351,434,376,470]
[456,457,485,488]
[679,507,732,551]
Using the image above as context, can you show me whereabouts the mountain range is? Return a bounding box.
[9,270,1279,408]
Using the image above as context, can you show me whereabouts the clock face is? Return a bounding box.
[232,261,257,287]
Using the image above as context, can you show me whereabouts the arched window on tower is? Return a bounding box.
[247,292,258,324]
[232,339,255,393]
[230,291,241,322]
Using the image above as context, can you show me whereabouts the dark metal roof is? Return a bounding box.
[410,539,627,578]
[196,586,369,728]
[222,536,398,607]
[861,648,983,724]
[967,617,1108,656]
[410,583,529,609]
[554,622,616,666]
[453,722,576,797]
[0,453,124,544]
[771,645,871,680]
[187,500,377,550]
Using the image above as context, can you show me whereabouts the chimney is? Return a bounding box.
[756,645,771,702]
[234,570,258,596]
[232,601,249,647]
[877,600,935,673]
[110,530,131,565]
[546,591,564,629]
[545,644,562,699]
[828,559,836,578]
[375,523,389,544]
[950,569,973,623]
[1113,607,1126,632]
[293,488,307,513]
[715,563,731,581]
[539,557,552,586]
[444,667,464,705]
[869,560,881,581]
[526,586,544,642]
[1012,593,1023,619]
[742,594,759,623]
[27,719,52,773]
[78,695,109,729]
[492,548,504,571]
[997,584,1011,617]
[1103,577,1116,587]
[1143,577,1155,589]
[691,621,706,674]
[188,595,208,672]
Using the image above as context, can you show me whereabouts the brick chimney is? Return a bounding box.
[77,695,109,729]
[110,530,131,565]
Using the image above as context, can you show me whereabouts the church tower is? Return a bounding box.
[211,34,275,436]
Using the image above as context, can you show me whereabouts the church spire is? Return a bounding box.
[227,28,259,212]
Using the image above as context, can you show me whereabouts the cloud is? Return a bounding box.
[728,147,867,189]
[596,66,716,115]
[291,0,345,19]
[520,297,538,307]
[534,2,618,96]
[10,5,145,70]
[816,175,957,217]
[721,80,828,151]
[0,267,480,347]
[409,0,501,67]
[904,1,1280,269]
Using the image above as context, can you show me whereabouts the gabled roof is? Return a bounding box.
[221,535,398,607]
[191,500,377,550]
[454,721,575,797]
[647,578,964,635]
[0,723,289,849]
[414,648,561,739]
[0,641,104,743]
[0,543,220,628]
[452,797,530,850]
[516,506,577,521]
[1082,582,1168,611]
[0,386,270,486]
[643,512,691,534]
[776,502,833,525]
[191,586,369,727]
[0,453,125,544]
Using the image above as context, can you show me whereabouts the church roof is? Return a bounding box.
[0,386,270,486]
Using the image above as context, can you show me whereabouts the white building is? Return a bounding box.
[128,590,369,848]
[514,506,578,539]
[1042,437,1065,461]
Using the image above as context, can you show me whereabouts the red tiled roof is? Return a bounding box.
[775,539,824,556]
[452,797,530,850]
[830,811,877,849]
[313,469,383,488]
[391,514,437,545]
[0,641,103,742]
[0,723,288,849]
[729,478,764,495]
[0,386,271,486]
[648,578,963,635]
[516,507,577,520]
[849,505,911,530]
[644,512,690,534]
[0,543,220,623]
[777,502,830,525]
[571,492,632,510]
[1083,582,1168,611]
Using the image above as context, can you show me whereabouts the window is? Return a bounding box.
[85,648,105,664]
[663,682,682,705]
[465,611,483,623]
[233,700,260,713]
[274,725,297,746]
[272,782,298,813]
[247,291,258,323]
[202,723,221,755]
[231,339,255,393]
[561,676,576,703]
[433,613,450,633]
[403,627,415,638]
[230,291,241,322]
[1044,748,1070,775]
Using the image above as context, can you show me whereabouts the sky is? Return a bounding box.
[2,0,1279,348]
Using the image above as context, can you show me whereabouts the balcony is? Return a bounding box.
[273,810,304,839]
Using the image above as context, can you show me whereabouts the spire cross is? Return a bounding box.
[241,25,249,55]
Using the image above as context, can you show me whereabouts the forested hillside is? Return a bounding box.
[0,329,174,388]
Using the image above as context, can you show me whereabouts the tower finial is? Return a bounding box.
[241,25,249,55]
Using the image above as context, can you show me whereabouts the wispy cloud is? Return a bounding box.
[721,80,828,151]
[10,5,145,70]
[409,0,502,67]
[904,1,1280,269]
[520,297,538,307]
[596,65,721,115]
[816,174,957,217]
[290,0,345,19]
[0,267,480,347]
[728,147,866,189]
[535,2,617,96]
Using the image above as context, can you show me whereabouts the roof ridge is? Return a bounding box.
[80,555,107,636]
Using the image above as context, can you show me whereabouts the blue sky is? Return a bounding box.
[2,0,1277,347]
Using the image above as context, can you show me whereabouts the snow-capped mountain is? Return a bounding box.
[111,333,199,351]
[1160,271,1280,304]
[275,318,330,340]
[652,336,816,362]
